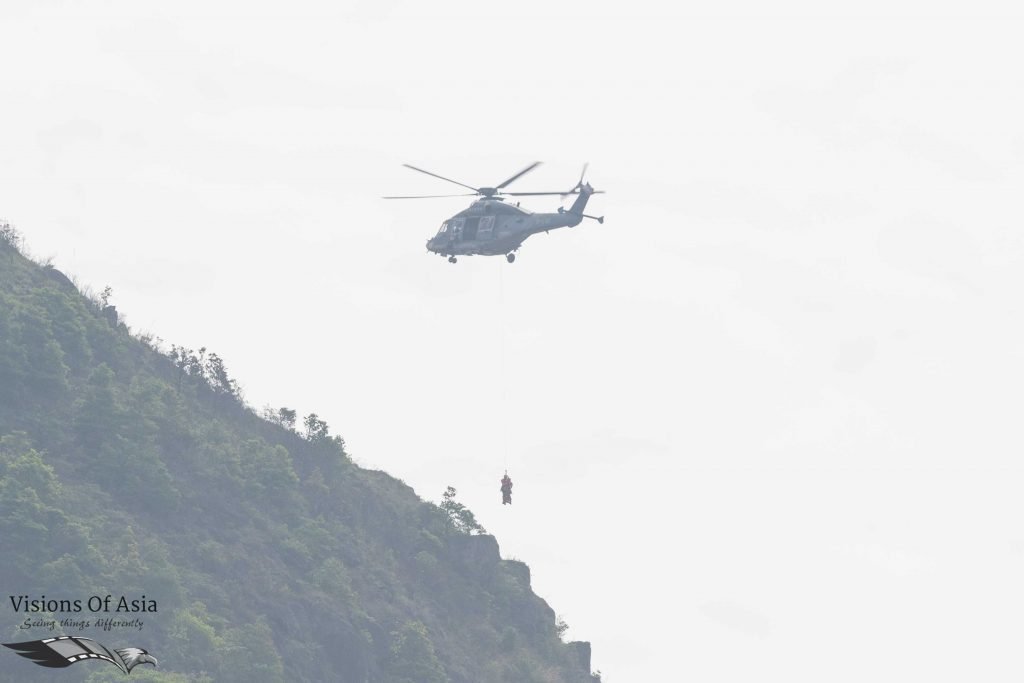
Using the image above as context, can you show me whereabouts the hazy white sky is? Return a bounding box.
[3,1,1024,680]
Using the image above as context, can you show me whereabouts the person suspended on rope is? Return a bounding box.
[500,472,513,505]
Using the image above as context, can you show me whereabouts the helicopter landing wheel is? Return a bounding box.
[448,256,457,264]
[506,253,516,263]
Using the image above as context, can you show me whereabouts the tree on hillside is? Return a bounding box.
[204,352,238,397]
[169,345,205,390]
[303,413,330,442]
[0,220,21,249]
[556,615,569,639]
[261,406,297,431]
[277,407,297,430]
[440,487,486,535]
[167,346,239,398]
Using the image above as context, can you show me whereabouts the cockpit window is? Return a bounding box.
[438,222,448,234]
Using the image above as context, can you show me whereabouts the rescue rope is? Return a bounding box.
[498,262,508,472]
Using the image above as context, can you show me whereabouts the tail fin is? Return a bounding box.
[565,164,598,215]
[568,183,594,215]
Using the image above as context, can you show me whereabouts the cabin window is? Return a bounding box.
[462,216,480,240]
[451,217,465,240]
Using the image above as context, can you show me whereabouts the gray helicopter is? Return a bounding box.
[385,162,604,263]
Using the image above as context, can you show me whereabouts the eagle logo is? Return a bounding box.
[3,637,157,675]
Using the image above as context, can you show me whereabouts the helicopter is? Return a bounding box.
[385,162,604,263]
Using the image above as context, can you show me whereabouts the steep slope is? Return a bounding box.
[0,225,599,683]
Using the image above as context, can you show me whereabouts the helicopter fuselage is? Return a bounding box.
[426,185,596,260]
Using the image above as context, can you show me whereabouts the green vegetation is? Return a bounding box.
[0,223,598,682]
[440,486,487,535]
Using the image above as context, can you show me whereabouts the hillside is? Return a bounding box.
[0,224,600,683]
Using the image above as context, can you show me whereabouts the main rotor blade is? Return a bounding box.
[577,162,589,186]
[382,193,478,199]
[495,161,542,189]
[402,164,480,192]
[503,190,606,196]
